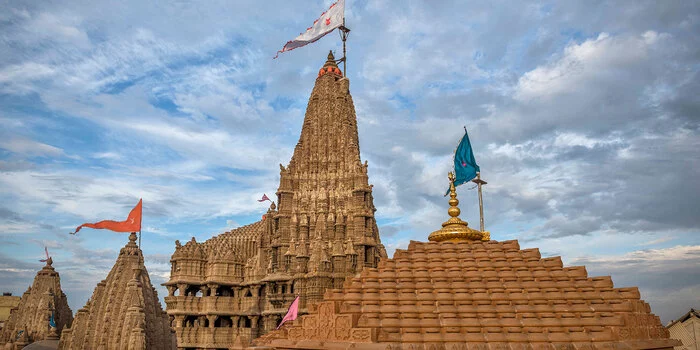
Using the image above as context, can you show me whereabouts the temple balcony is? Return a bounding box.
[174,327,255,349]
[267,292,296,309]
[164,296,203,314]
[166,296,257,314]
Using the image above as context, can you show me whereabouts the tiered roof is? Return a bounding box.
[256,177,679,349]
[0,258,72,348]
[58,233,174,350]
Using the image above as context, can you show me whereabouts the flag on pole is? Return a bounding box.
[39,247,50,263]
[277,295,300,329]
[446,129,480,195]
[274,0,345,59]
[71,199,142,235]
[258,194,271,203]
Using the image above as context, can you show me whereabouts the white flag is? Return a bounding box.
[274,0,345,59]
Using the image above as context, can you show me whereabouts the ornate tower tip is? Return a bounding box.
[429,172,489,242]
[319,50,342,77]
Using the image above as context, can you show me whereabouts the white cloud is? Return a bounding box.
[0,137,64,157]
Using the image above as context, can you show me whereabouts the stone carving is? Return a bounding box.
[163,51,386,349]
[58,233,174,350]
[0,256,72,348]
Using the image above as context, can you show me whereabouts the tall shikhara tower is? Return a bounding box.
[164,51,387,349]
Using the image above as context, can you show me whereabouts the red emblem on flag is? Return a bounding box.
[325,18,331,25]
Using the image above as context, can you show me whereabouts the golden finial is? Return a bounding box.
[428,172,487,242]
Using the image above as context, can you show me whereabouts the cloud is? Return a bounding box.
[0,137,64,157]
[571,245,700,323]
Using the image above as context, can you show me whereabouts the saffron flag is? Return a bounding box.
[258,194,271,202]
[39,247,49,263]
[274,0,345,59]
[71,199,142,234]
[277,295,300,329]
[446,129,480,195]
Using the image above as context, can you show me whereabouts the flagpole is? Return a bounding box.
[339,18,350,77]
[472,172,487,232]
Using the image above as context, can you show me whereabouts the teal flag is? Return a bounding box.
[49,310,56,328]
[445,129,480,195]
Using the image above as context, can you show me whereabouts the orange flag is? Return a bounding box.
[71,199,142,235]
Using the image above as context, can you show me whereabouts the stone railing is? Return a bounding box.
[165,296,264,315]
[165,296,203,314]
[174,327,254,348]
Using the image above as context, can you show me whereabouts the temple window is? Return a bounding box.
[281,285,286,294]
[217,286,233,297]
[365,246,373,265]
[244,289,253,298]
[239,316,252,328]
[214,316,233,328]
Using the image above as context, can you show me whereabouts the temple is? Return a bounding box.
[163,51,387,348]
[0,258,72,350]
[58,232,174,350]
[255,175,680,349]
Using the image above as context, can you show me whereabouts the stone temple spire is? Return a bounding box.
[59,233,174,350]
[0,256,73,348]
[285,50,360,179]
[163,52,386,348]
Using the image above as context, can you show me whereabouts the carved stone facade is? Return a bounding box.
[0,259,72,349]
[0,294,20,331]
[58,232,174,350]
[163,51,387,349]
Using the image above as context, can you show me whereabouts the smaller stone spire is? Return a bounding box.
[429,172,488,242]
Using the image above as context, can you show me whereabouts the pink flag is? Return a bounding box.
[277,296,300,329]
[258,194,271,202]
[39,247,49,263]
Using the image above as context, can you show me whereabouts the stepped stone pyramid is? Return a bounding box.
[256,178,679,349]
[164,51,387,349]
[58,233,174,350]
[0,257,72,349]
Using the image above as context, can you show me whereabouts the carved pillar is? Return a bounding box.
[232,316,241,330]
[251,316,260,338]
[251,285,261,300]
[174,315,185,328]
[207,315,216,328]
[177,283,187,297]
[208,284,218,297]
[166,285,177,297]
[200,285,209,297]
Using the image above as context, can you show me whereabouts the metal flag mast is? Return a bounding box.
[472,172,487,232]
[337,17,350,77]
[466,125,487,232]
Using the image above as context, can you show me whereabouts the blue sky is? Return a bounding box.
[0,0,698,324]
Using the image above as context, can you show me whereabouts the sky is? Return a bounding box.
[0,0,698,325]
